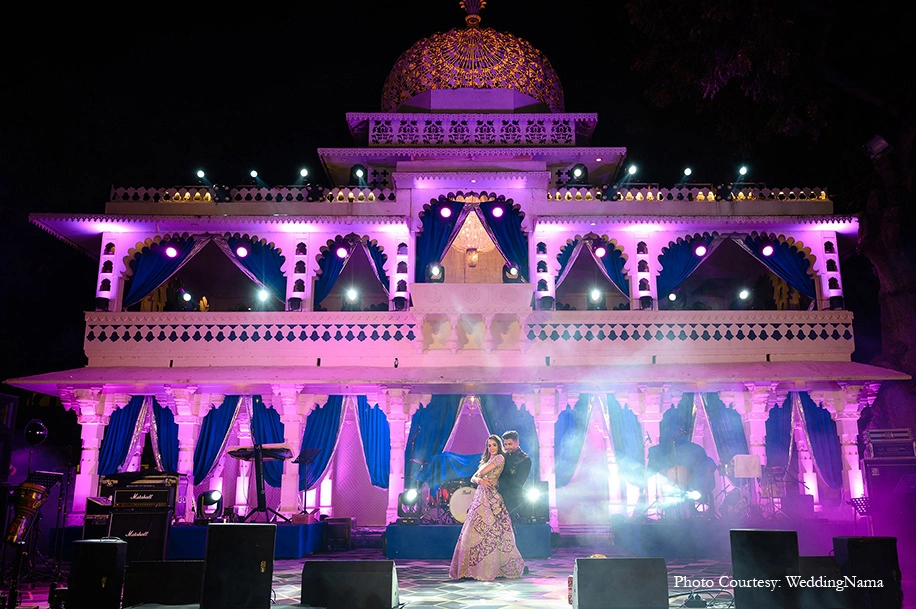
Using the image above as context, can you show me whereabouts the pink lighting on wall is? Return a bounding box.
[165,246,178,258]
[236,245,249,258]
[336,246,349,258]
[694,244,707,257]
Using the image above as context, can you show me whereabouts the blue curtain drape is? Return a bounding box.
[416,452,482,488]
[554,394,592,488]
[152,398,179,473]
[415,198,464,283]
[225,236,288,304]
[657,233,716,298]
[193,396,241,486]
[299,396,345,491]
[797,392,844,489]
[250,395,286,489]
[123,236,201,307]
[356,396,391,488]
[404,395,463,484]
[605,395,645,485]
[736,235,817,299]
[314,239,352,307]
[477,200,529,281]
[701,393,750,470]
[658,393,697,445]
[555,239,581,287]
[592,242,630,297]
[765,396,794,468]
[363,241,391,294]
[99,396,147,476]
[478,394,539,485]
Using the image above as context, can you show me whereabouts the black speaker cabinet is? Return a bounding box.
[301,560,399,609]
[108,509,171,562]
[571,557,667,609]
[729,529,799,609]
[797,556,850,609]
[862,458,916,540]
[122,559,205,607]
[201,523,276,609]
[833,536,903,609]
[67,538,127,609]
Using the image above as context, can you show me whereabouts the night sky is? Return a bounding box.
[0,1,904,391]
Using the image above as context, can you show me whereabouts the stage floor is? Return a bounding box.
[9,525,916,608]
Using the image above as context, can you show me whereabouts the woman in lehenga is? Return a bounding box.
[449,434,526,580]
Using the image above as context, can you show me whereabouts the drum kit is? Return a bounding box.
[415,478,475,524]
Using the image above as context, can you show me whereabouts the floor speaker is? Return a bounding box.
[108,510,171,562]
[729,529,799,609]
[797,556,850,609]
[572,557,667,609]
[122,559,205,607]
[201,523,276,609]
[833,536,903,609]
[301,560,399,609]
[862,458,916,540]
[67,539,127,609]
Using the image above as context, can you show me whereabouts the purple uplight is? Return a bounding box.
[492,206,504,218]
[761,244,774,257]
[236,245,249,258]
[336,246,348,259]
[165,246,178,258]
[594,245,607,258]
[694,244,707,257]
[440,207,452,218]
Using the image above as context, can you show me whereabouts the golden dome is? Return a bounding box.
[381,26,565,113]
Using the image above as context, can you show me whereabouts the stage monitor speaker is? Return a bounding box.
[201,522,276,609]
[729,529,799,609]
[797,556,850,609]
[833,536,903,609]
[122,559,205,607]
[67,538,127,609]
[862,458,916,539]
[108,510,171,562]
[572,557,667,609]
[301,560,399,609]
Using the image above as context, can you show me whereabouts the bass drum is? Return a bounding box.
[448,486,476,523]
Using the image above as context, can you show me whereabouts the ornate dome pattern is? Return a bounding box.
[381,27,565,113]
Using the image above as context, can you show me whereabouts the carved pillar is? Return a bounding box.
[233,401,252,518]
[273,385,306,516]
[163,386,200,523]
[791,393,819,505]
[483,314,495,353]
[635,386,664,512]
[603,393,623,512]
[824,385,866,511]
[381,387,416,524]
[63,388,106,526]
[413,313,427,353]
[533,387,561,529]
[448,314,461,353]
[737,384,772,469]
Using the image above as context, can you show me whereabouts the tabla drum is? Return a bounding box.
[448,486,475,523]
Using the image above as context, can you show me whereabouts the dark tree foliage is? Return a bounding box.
[626,0,916,428]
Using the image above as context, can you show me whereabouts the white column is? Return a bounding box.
[533,387,561,529]
[792,395,819,505]
[635,386,664,512]
[822,385,867,509]
[230,401,250,517]
[381,387,417,524]
[165,386,201,523]
[63,388,105,526]
[272,385,308,516]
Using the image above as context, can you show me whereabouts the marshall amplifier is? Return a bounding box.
[113,487,175,510]
[108,510,172,563]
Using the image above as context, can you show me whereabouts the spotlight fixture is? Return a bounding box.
[258,289,270,302]
[342,288,361,312]
[587,288,606,310]
[627,165,638,176]
[397,489,421,524]
[568,163,589,186]
[738,166,748,177]
[760,241,774,257]
[694,244,708,257]
[863,135,892,161]
[426,262,445,283]
[440,206,452,218]
[594,244,607,258]
[683,168,692,177]
[738,289,750,300]
[335,246,349,259]
[522,481,549,524]
[235,245,249,258]
[300,168,309,178]
[194,490,224,525]
[349,164,368,187]
[250,170,259,179]
[165,246,178,258]
[502,262,523,283]
[491,205,504,218]
[197,170,206,179]
[182,291,192,302]
[668,292,677,302]
[345,288,358,302]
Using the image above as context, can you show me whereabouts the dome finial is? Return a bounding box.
[460,0,486,28]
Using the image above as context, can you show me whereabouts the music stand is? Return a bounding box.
[293,448,321,513]
[229,445,292,523]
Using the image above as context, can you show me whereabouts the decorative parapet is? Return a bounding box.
[109,186,398,204]
[548,186,830,203]
[346,112,599,147]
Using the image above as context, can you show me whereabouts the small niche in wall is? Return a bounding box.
[104,242,116,255]
[101,261,113,274]
[296,242,307,255]
[537,279,549,291]
[638,260,649,273]
[537,260,548,273]
[99,278,112,292]
[295,261,306,274]
[396,279,408,292]
[397,261,408,274]
[397,243,408,256]
[824,241,835,254]
[293,279,306,292]
[536,242,547,255]
[638,278,650,292]
[826,259,838,272]
[828,277,840,290]
[637,242,648,255]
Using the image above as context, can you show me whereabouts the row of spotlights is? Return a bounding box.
[196,169,309,180]
[668,289,752,301]
[440,205,505,218]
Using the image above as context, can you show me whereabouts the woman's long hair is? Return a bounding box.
[480,434,506,465]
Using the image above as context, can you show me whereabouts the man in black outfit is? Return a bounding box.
[499,430,532,522]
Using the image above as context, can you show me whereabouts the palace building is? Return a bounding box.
[8,2,907,537]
